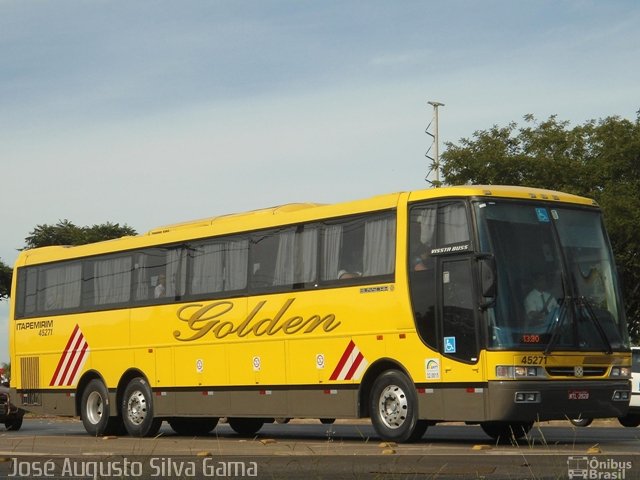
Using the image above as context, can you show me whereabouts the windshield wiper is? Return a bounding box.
[578,296,613,354]
[544,297,567,355]
[544,296,614,355]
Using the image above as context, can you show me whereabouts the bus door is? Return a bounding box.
[437,255,484,420]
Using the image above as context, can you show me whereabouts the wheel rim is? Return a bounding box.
[126,390,148,426]
[86,391,104,425]
[378,384,408,429]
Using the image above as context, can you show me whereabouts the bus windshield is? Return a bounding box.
[474,200,629,351]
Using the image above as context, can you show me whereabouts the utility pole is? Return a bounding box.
[425,100,445,187]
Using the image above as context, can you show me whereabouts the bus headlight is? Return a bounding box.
[610,366,631,378]
[496,366,541,378]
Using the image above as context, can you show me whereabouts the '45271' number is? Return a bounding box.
[520,355,547,365]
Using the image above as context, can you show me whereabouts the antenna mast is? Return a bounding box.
[425,100,445,187]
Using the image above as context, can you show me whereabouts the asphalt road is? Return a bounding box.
[1,418,640,479]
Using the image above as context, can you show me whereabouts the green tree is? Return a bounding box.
[441,113,640,342]
[24,220,136,249]
[0,258,11,300]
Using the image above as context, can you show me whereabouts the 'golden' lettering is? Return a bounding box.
[173,298,340,342]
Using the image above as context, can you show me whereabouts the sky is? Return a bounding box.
[1,0,639,364]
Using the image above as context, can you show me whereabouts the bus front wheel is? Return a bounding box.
[122,377,162,437]
[80,379,123,436]
[480,421,533,442]
[370,370,427,443]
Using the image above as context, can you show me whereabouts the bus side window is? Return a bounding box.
[320,213,395,282]
[40,262,82,312]
[250,231,279,289]
[133,247,186,302]
[189,237,248,295]
[251,227,318,291]
[93,255,132,305]
[437,202,470,245]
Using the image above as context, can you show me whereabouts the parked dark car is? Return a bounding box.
[0,385,24,431]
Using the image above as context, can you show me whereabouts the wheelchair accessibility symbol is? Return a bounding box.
[444,336,456,354]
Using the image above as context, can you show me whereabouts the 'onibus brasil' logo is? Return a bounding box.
[173,298,340,342]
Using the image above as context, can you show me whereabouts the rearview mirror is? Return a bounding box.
[477,253,496,305]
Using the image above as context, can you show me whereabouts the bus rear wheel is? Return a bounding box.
[480,421,533,442]
[370,370,427,443]
[80,379,124,436]
[168,417,219,435]
[228,417,265,436]
[122,377,162,437]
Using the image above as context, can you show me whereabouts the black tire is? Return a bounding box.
[5,414,23,431]
[228,417,265,436]
[569,418,593,427]
[319,418,335,425]
[369,370,426,443]
[80,379,124,436]
[121,377,162,437]
[480,421,533,442]
[618,414,640,428]
[168,417,219,435]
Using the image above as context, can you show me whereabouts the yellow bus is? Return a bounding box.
[9,185,632,442]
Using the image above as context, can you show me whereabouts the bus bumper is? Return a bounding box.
[486,380,631,421]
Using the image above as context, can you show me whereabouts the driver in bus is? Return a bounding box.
[524,272,558,327]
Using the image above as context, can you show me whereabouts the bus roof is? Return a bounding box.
[15,185,596,267]
[407,185,596,206]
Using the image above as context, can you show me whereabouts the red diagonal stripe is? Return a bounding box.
[344,352,364,380]
[49,324,80,386]
[64,340,89,386]
[329,340,356,381]
[59,332,85,386]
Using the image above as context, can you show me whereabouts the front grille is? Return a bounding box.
[545,366,607,377]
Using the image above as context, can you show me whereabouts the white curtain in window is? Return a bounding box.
[363,217,395,276]
[273,230,295,286]
[134,253,149,301]
[419,208,437,247]
[321,225,342,280]
[440,203,469,244]
[44,263,82,310]
[191,243,224,294]
[95,257,132,305]
[296,228,317,283]
[166,249,187,297]
[224,239,248,290]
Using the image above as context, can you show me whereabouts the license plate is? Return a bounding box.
[568,390,589,400]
